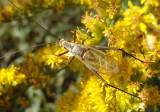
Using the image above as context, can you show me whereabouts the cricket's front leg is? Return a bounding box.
[52,51,75,66]
[67,56,75,66]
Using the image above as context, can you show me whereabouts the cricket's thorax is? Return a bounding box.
[59,40,119,75]
[59,39,74,51]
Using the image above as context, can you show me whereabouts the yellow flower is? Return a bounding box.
[127,82,140,94]
[0,66,25,95]
[142,0,159,7]
[106,0,121,19]
[82,12,102,41]
[36,43,70,68]
[123,1,157,32]
[56,68,144,111]
[19,53,51,89]
[139,86,160,106]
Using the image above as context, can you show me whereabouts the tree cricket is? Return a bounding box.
[1,0,151,101]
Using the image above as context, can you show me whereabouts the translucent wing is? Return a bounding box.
[70,44,119,75]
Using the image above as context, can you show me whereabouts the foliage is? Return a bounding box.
[0,0,160,111]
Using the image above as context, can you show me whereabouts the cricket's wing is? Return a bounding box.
[74,45,119,75]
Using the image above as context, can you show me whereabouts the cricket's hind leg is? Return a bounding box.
[85,65,142,100]
[93,46,150,63]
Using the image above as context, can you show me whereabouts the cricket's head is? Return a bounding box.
[59,39,74,51]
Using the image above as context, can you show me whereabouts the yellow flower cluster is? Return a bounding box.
[0,54,51,107]
[20,53,51,89]
[35,43,68,68]
[0,66,25,107]
[0,66,25,95]
[139,86,160,106]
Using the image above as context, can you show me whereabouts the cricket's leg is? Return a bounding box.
[47,50,75,65]
[85,65,142,100]
[51,50,75,65]
[54,51,69,56]
[43,51,69,57]
[93,46,150,63]
[67,56,75,66]
[74,30,77,43]
[82,40,85,45]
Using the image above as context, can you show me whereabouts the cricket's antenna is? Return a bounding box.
[0,42,53,59]
[8,0,61,40]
